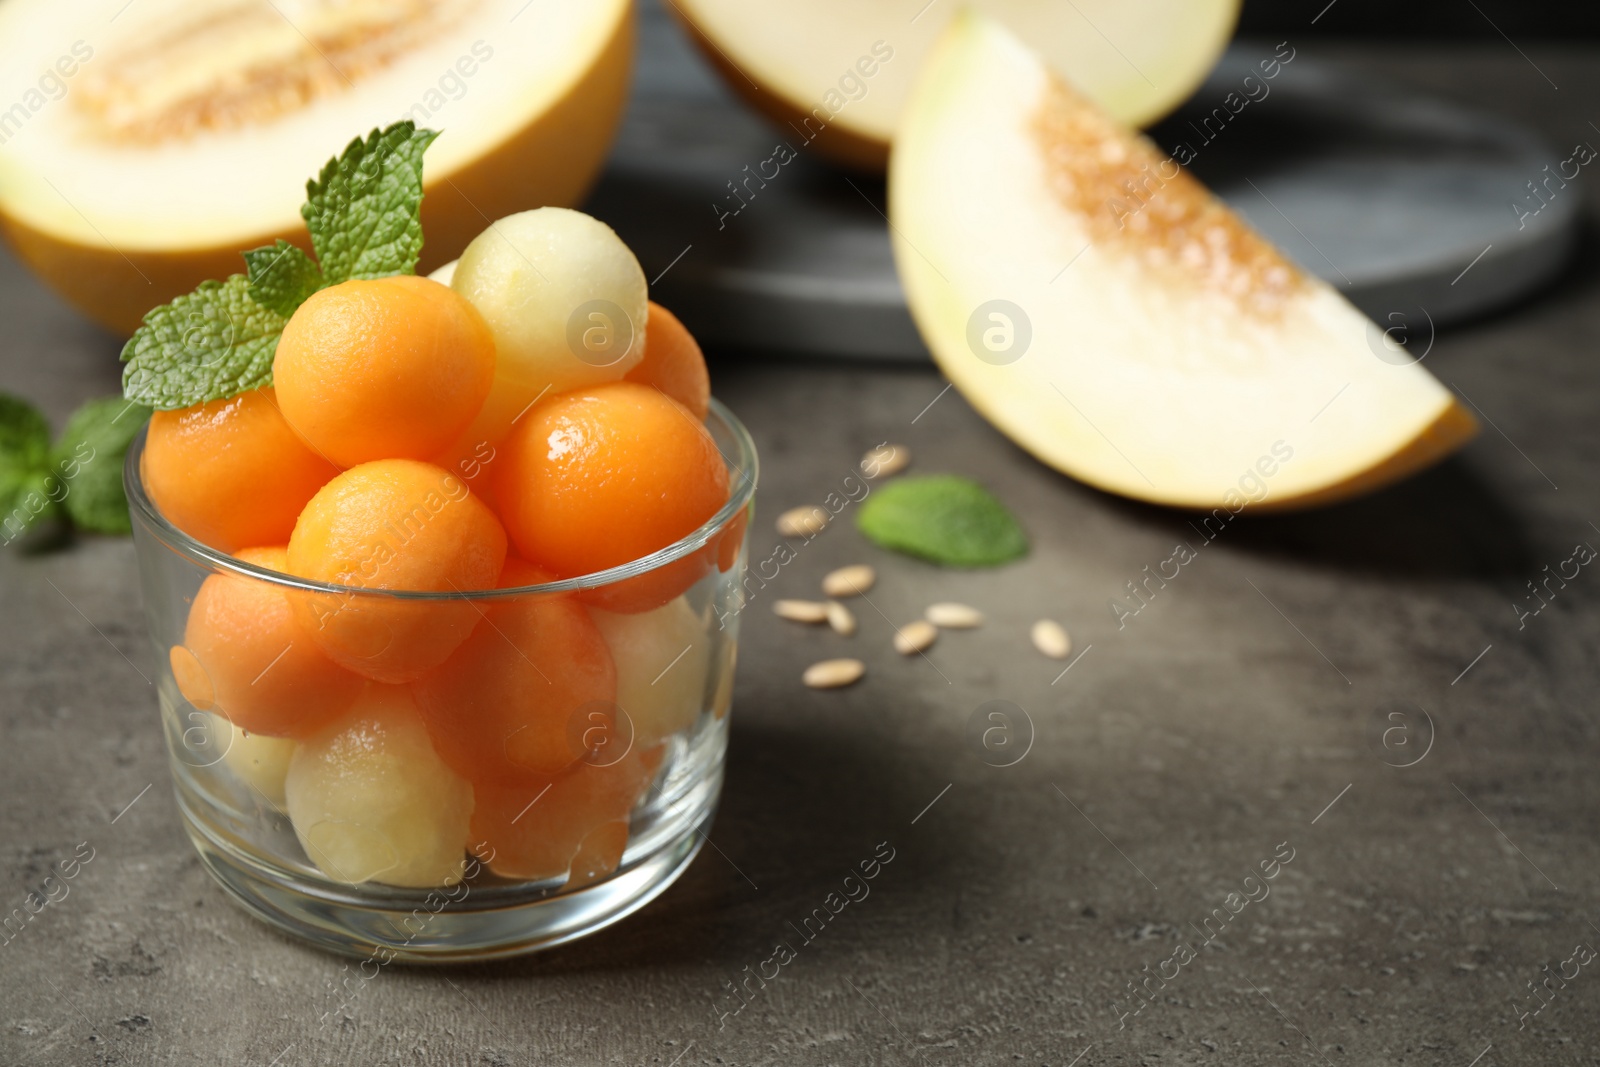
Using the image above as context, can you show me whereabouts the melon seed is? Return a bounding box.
[861,443,911,479]
[803,658,865,688]
[894,620,938,655]
[822,564,876,598]
[1032,619,1072,659]
[776,505,830,538]
[925,602,984,628]
[774,599,829,623]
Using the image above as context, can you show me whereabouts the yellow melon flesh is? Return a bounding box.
[672,0,1239,170]
[0,0,633,336]
[888,13,1476,511]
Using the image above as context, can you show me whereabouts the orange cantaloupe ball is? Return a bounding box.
[273,275,496,468]
[586,504,745,616]
[470,746,661,883]
[286,459,506,683]
[413,557,618,784]
[142,388,339,553]
[169,546,363,738]
[492,383,729,606]
[624,302,711,420]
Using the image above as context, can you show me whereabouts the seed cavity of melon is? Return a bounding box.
[77,0,485,143]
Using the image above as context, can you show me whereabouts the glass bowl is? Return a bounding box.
[124,398,756,962]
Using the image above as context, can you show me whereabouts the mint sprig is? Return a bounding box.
[856,475,1029,567]
[304,123,438,284]
[0,393,152,544]
[121,121,439,411]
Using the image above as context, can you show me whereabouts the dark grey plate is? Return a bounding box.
[584,0,1579,359]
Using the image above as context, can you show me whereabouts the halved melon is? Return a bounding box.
[889,13,1476,511]
[672,0,1238,170]
[0,0,633,335]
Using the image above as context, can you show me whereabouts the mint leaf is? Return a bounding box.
[50,396,151,534]
[244,240,324,318]
[121,275,286,410]
[303,122,438,284]
[0,393,50,471]
[856,475,1028,567]
[0,393,54,540]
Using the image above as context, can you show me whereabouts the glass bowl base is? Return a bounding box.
[178,786,710,964]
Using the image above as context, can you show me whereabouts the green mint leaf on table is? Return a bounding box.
[244,240,324,318]
[120,275,286,410]
[0,393,56,536]
[856,475,1028,567]
[50,396,152,534]
[303,122,438,284]
[0,393,51,473]
[0,392,149,542]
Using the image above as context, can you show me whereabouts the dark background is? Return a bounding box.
[1239,0,1599,37]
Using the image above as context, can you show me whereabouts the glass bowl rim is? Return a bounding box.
[123,396,759,602]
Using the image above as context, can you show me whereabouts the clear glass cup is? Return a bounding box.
[124,399,756,962]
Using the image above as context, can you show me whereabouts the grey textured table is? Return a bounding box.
[4,42,1600,1067]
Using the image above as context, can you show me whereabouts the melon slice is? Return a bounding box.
[672,0,1238,170]
[888,13,1476,511]
[0,0,633,335]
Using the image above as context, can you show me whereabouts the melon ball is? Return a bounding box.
[471,747,660,883]
[588,597,709,749]
[170,545,365,737]
[273,276,496,468]
[413,558,618,785]
[285,685,474,888]
[285,459,507,683]
[451,208,648,396]
[625,302,711,420]
[221,720,296,809]
[141,388,338,553]
[492,383,729,579]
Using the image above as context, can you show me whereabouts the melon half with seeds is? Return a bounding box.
[0,0,633,335]
[672,0,1239,170]
[888,13,1477,511]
